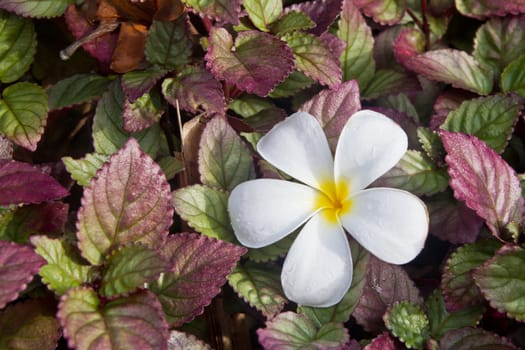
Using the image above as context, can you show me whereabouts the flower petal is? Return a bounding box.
[228,179,318,248]
[257,112,334,190]
[334,110,408,192]
[281,213,352,307]
[340,188,428,264]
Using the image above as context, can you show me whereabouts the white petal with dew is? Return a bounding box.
[228,179,318,248]
[257,112,334,191]
[334,110,407,193]
[340,187,428,265]
[281,213,352,307]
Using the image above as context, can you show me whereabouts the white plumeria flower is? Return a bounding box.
[228,110,429,307]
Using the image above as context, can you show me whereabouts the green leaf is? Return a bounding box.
[474,16,525,80]
[441,239,501,311]
[384,301,429,349]
[122,66,167,103]
[31,235,93,296]
[425,289,484,340]
[362,69,420,100]
[198,115,255,191]
[0,82,47,151]
[473,246,525,322]
[418,127,445,164]
[441,94,523,153]
[0,0,68,18]
[269,70,314,98]
[229,95,274,117]
[258,312,349,349]
[355,0,406,25]
[0,11,36,83]
[101,244,168,298]
[58,288,168,350]
[501,53,525,98]
[145,17,192,70]
[157,155,184,181]
[172,185,236,242]
[48,74,111,110]
[62,153,109,187]
[300,239,370,325]
[374,150,448,196]
[269,10,315,35]
[228,261,286,318]
[283,31,341,88]
[377,93,419,121]
[92,81,161,157]
[244,0,282,31]
[337,0,375,88]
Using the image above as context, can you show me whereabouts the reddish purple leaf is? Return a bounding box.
[0,241,45,309]
[77,138,173,265]
[162,66,226,116]
[393,28,425,71]
[456,0,525,19]
[63,4,117,67]
[364,333,400,350]
[184,0,242,24]
[299,80,361,150]
[58,287,168,350]
[439,327,518,349]
[441,131,524,240]
[0,160,68,206]
[122,91,164,133]
[354,0,406,25]
[206,28,294,96]
[430,90,476,130]
[151,233,246,327]
[288,0,343,35]
[320,32,346,59]
[427,193,483,244]
[121,66,168,103]
[352,256,422,333]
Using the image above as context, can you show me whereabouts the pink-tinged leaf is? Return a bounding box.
[354,0,406,25]
[77,138,173,265]
[393,28,426,70]
[168,330,212,350]
[427,192,483,244]
[0,241,45,309]
[299,80,361,151]
[0,299,61,350]
[320,32,346,59]
[257,312,350,349]
[64,4,117,66]
[283,31,342,88]
[58,287,168,350]
[441,239,501,311]
[122,91,164,133]
[0,0,68,18]
[441,131,524,240]
[364,333,399,350]
[288,0,343,35]
[206,28,294,97]
[183,0,242,24]
[162,66,226,117]
[439,327,518,350]
[401,49,493,95]
[337,0,375,88]
[353,256,422,333]
[0,202,68,243]
[456,0,525,19]
[150,233,247,327]
[430,90,475,130]
[122,66,167,103]
[0,160,68,206]
[0,137,12,160]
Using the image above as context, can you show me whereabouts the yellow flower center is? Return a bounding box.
[315,180,353,224]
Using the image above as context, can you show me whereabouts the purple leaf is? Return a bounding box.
[393,28,426,70]
[122,91,164,133]
[206,28,294,96]
[283,31,342,88]
[168,330,212,350]
[288,0,343,35]
[63,4,117,67]
[0,241,45,309]
[364,333,399,350]
[441,131,524,240]
[320,32,346,59]
[439,327,518,350]
[150,233,247,327]
[299,80,361,150]
[121,66,167,103]
[0,299,61,350]
[58,287,168,350]
[184,0,242,24]
[456,0,525,19]
[0,160,68,206]
[352,256,422,333]
[258,312,350,349]
[354,0,406,25]
[427,192,483,244]
[162,66,226,116]
[77,138,173,265]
